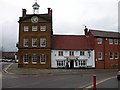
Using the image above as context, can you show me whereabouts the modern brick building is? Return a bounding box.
[17,1,120,69]
[85,28,120,69]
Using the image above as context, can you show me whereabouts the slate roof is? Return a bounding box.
[52,35,93,50]
[89,29,120,38]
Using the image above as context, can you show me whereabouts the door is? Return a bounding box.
[70,60,74,69]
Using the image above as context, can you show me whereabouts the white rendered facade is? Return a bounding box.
[51,50,95,68]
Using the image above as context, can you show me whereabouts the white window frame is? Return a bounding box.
[69,51,74,56]
[40,54,46,64]
[23,38,29,47]
[98,52,102,60]
[40,25,46,31]
[97,38,102,44]
[80,50,85,56]
[32,38,37,47]
[32,26,37,31]
[75,61,78,66]
[114,52,119,59]
[58,51,63,56]
[114,39,118,45]
[57,60,65,67]
[23,54,29,64]
[40,38,46,47]
[32,53,37,64]
[78,60,87,67]
[109,52,114,59]
[24,26,29,32]
[109,39,113,44]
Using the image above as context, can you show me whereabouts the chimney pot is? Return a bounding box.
[84,26,88,35]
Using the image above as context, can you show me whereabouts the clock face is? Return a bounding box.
[31,16,38,23]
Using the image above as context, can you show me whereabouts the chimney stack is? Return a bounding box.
[22,9,26,17]
[48,8,51,16]
[84,26,88,35]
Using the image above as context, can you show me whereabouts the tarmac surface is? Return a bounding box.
[6,63,118,75]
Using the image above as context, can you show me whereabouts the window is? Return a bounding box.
[110,52,114,59]
[78,60,87,67]
[57,61,65,67]
[32,38,37,47]
[98,52,102,60]
[97,38,102,44]
[32,26,37,31]
[75,61,78,66]
[69,51,74,56]
[114,52,119,59]
[23,54,29,64]
[58,51,63,56]
[109,39,113,44]
[40,38,46,47]
[24,26,29,31]
[114,39,118,44]
[32,53,37,64]
[80,50,85,56]
[23,38,29,47]
[40,54,46,64]
[40,25,46,31]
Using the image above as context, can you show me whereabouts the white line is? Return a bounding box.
[85,76,116,88]
[4,63,13,74]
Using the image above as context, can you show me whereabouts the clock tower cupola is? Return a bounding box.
[32,0,40,14]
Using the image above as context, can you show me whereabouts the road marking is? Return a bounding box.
[4,63,14,74]
[85,76,116,88]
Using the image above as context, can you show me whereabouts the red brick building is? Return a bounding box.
[17,1,53,68]
[2,52,17,60]
[17,1,120,69]
[85,28,120,69]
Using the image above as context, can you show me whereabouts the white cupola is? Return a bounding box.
[32,0,40,14]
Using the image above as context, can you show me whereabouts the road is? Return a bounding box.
[96,77,120,89]
[0,62,2,90]
[2,62,120,89]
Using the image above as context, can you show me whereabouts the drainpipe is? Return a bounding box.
[104,38,107,69]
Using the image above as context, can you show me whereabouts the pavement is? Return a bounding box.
[6,63,118,75]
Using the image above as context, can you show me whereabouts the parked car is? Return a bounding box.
[15,59,18,63]
[117,71,120,80]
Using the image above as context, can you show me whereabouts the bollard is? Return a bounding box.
[93,75,96,90]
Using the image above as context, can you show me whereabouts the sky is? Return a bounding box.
[0,0,119,51]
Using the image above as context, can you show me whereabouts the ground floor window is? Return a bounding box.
[23,54,29,64]
[40,54,46,64]
[57,60,65,67]
[77,60,87,67]
[98,52,102,60]
[32,53,37,64]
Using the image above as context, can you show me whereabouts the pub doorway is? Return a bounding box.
[70,60,74,69]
